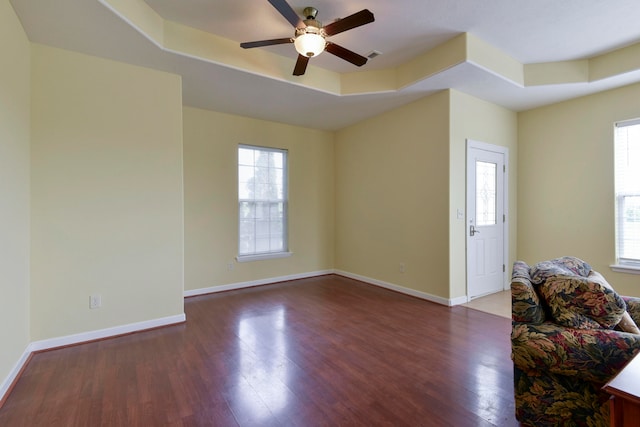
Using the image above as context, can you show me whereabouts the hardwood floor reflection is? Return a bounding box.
[0,275,519,426]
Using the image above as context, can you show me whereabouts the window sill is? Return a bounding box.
[610,264,640,275]
[236,252,292,263]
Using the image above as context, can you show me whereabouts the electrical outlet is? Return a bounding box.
[399,263,406,274]
[89,294,101,309]
[227,262,234,271]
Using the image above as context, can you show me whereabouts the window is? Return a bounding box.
[238,145,289,261]
[614,119,640,267]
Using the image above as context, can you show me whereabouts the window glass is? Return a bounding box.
[238,145,288,257]
[615,120,640,264]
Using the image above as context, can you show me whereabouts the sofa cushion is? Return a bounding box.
[538,272,626,329]
[530,256,592,285]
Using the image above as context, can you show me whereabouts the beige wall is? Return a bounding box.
[334,89,517,301]
[0,0,31,390]
[30,45,185,340]
[335,91,451,298]
[450,90,518,299]
[183,107,335,291]
[518,82,640,296]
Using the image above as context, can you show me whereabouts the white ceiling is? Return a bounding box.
[10,0,640,130]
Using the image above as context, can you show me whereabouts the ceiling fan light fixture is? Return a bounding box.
[240,2,375,76]
[294,29,325,57]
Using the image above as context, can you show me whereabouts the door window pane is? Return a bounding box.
[476,161,497,226]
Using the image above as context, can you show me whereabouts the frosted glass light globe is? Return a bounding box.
[294,33,325,57]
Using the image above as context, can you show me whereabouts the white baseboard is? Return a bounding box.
[0,344,32,405]
[450,295,471,305]
[187,268,462,307]
[1,313,185,406]
[183,270,334,297]
[334,270,460,306]
[29,313,186,352]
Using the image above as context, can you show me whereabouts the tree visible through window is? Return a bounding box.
[238,145,288,258]
[615,119,640,265]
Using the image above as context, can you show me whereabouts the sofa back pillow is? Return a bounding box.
[538,273,626,329]
[530,256,592,285]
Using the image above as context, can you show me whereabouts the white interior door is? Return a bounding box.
[466,141,506,299]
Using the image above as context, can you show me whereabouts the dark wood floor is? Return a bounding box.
[0,275,519,426]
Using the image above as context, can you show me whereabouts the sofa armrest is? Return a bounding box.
[623,296,640,326]
[512,322,640,384]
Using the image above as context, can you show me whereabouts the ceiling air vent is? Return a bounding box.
[366,50,382,59]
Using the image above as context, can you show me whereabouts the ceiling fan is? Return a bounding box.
[240,0,375,76]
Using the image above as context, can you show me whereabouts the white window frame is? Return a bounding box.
[237,145,291,262]
[611,118,640,275]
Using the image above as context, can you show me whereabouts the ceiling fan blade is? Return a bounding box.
[323,9,374,36]
[293,54,310,76]
[268,0,303,28]
[241,38,294,49]
[325,42,368,67]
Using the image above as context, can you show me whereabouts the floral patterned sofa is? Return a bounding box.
[511,257,640,427]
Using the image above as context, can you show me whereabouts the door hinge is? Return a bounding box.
[503,264,505,272]
[503,214,506,223]
[503,164,506,173]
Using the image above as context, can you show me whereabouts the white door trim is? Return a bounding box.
[466,139,509,301]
